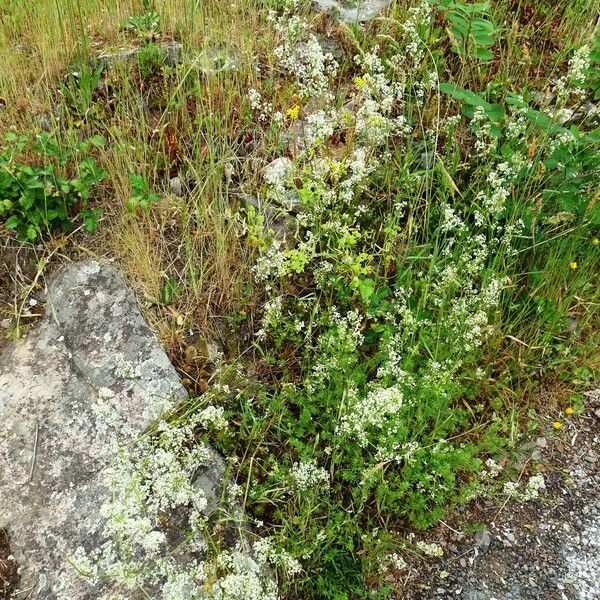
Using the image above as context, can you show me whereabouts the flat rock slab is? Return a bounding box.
[0,260,187,598]
[313,0,392,22]
[98,40,183,67]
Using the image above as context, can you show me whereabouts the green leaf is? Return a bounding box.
[439,82,505,121]
[475,48,494,61]
[358,278,375,303]
[26,224,38,240]
[4,215,19,229]
[589,202,600,225]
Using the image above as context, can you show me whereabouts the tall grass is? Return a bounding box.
[0,0,599,598]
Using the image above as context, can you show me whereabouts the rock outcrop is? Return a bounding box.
[0,261,203,598]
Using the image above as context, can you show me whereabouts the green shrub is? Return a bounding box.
[0,133,105,241]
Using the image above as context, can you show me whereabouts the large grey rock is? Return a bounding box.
[0,260,190,598]
[313,0,393,22]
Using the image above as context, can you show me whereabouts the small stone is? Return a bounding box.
[263,157,294,185]
[536,437,547,448]
[98,41,183,69]
[420,149,436,169]
[38,114,52,132]
[313,0,393,22]
[163,40,184,67]
[194,47,239,75]
[474,529,492,552]
[169,176,184,197]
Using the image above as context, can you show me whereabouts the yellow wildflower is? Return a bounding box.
[593,238,599,246]
[354,76,366,88]
[286,105,300,120]
[569,261,578,270]
[552,421,562,430]
[565,407,574,415]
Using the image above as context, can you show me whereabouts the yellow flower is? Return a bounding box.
[354,76,366,88]
[565,407,574,415]
[569,261,578,270]
[593,238,599,246]
[368,115,385,127]
[286,105,300,120]
[552,421,562,430]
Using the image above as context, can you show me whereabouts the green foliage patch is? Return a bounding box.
[0,133,105,240]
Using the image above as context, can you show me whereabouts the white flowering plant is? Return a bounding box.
[218,7,600,598]
[19,2,600,600]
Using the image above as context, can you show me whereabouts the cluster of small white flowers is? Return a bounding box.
[375,440,419,465]
[376,329,412,381]
[68,546,99,580]
[415,540,444,557]
[141,422,211,513]
[195,404,228,431]
[477,160,517,215]
[440,114,461,131]
[353,48,411,147]
[480,276,508,308]
[503,474,546,501]
[553,44,590,103]
[273,13,338,99]
[505,102,529,142]
[471,106,497,155]
[248,88,273,122]
[334,147,377,204]
[264,156,294,198]
[61,417,217,595]
[309,308,363,387]
[503,480,519,497]
[290,459,330,492]
[303,109,337,147]
[256,294,284,340]
[161,566,206,600]
[483,458,502,478]
[398,0,433,66]
[253,240,287,280]
[253,537,302,576]
[440,202,467,233]
[63,410,284,599]
[548,129,576,154]
[522,474,546,500]
[210,549,279,600]
[440,274,505,355]
[388,552,408,571]
[339,383,404,447]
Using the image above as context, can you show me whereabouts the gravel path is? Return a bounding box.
[404,390,600,600]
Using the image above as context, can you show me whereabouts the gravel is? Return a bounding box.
[399,391,600,600]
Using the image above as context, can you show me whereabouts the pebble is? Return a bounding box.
[169,176,184,197]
